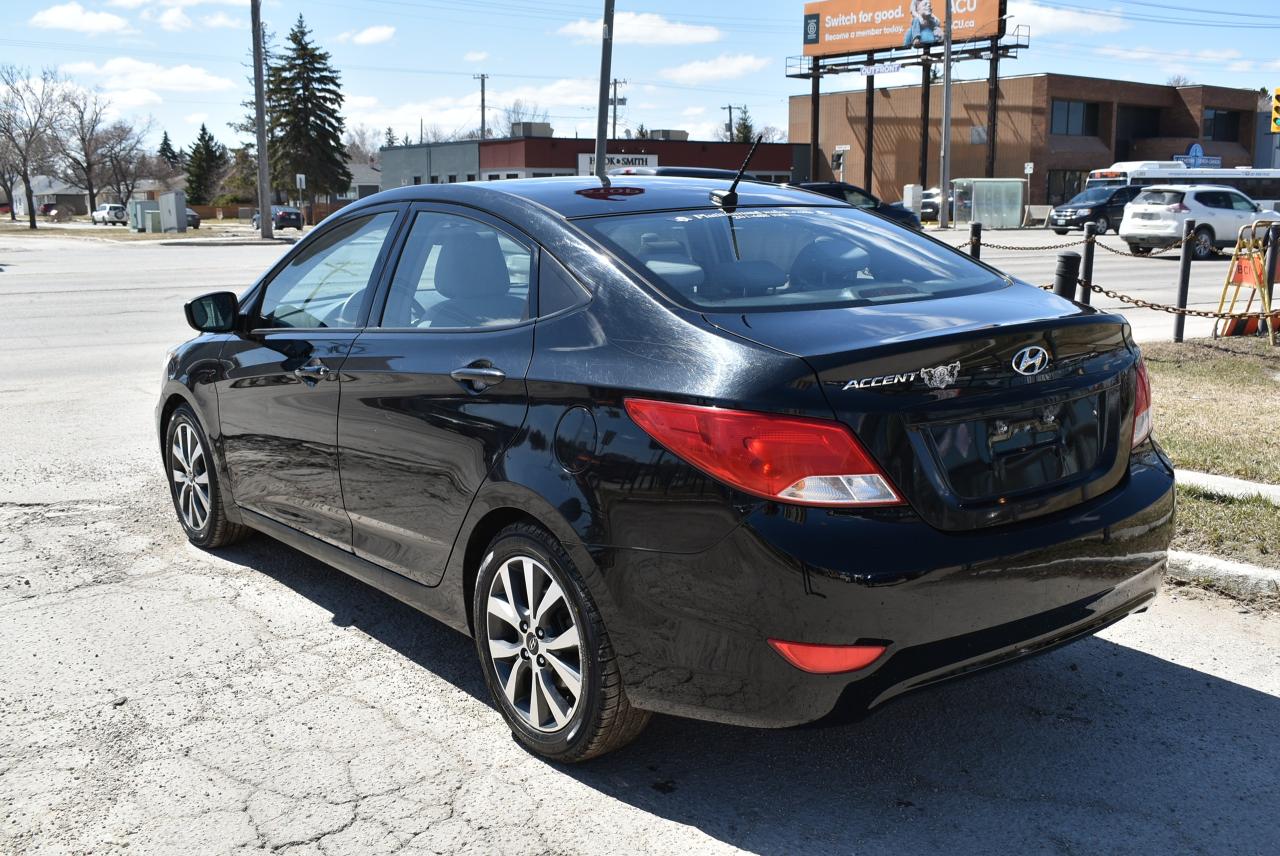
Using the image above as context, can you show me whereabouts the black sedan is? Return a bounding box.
[1050,185,1143,235]
[251,205,304,230]
[789,181,922,229]
[160,177,1173,762]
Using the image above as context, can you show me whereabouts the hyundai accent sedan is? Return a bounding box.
[159,177,1174,762]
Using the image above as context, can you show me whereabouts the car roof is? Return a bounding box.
[1141,184,1246,193]
[358,176,840,219]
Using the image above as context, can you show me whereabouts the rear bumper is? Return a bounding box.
[1120,229,1180,247]
[592,445,1175,728]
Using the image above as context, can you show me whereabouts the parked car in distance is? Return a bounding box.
[186,208,201,229]
[92,203,128,225]
[919,187,954,222]
[789,181,922,230]
[161,177,1173,762]
[1119,184,1269,259]
[1049,185,1143,235]
[38,202,58,216]
[251,205,303,230]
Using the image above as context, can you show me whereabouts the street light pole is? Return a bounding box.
[593,0,615,181]
[938,0,954,229]
[251,0,272,239]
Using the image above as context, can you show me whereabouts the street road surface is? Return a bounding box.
[2,235,1277,855]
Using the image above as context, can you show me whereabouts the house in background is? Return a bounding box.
[12,176,89,217]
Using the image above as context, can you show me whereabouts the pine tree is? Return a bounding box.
[383,126,397,148]
[266,15,351,209]
[185,124,228,205]
[732,108,756,144]
[158,131,180,170]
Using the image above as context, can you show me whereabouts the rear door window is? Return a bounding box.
[576,206,1004,312]
[1134,190,1184,206]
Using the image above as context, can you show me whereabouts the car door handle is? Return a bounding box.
[450,366,506,391]
[293,364,331,380]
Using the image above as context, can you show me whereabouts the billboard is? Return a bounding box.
[804,0,1005,57]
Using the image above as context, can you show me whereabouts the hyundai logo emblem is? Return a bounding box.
[1012,345,1050,376]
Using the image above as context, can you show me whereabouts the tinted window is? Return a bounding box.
[1228,193,1256,211]
[1135,190,1184,206]
[1195,191,1230,209]
[842,188,877,208]
[257,212,397,329]
[538,254,590,317]
[1051,99,1099,136]
[578,207,1003,312]
[380,211,531,329]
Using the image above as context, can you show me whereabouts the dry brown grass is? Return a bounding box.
[1141,337,1280,484]
[1172,485,1280,569]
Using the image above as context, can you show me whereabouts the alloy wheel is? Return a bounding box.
[484,554,584,733]
[1094,216,1108,234]
[1194,230,1213,259]
[170,421,211,532]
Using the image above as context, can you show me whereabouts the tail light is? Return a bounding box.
[1166,202,1189,213]
[624,399,903,507]
[1132,356,1152,446]
[768,639,887,674]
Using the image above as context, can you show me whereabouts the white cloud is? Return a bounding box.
[99,87,161,109]
[105,0,149,8]
[660,54,770,85]
[156,7,192,31]
[464,51,489,63]
[183,112,209,125]
[681,106,706,117]
[62,57,236,93]
[30,2,131,35]
[338,25,395,45]
[558,12,720,45]
[1007,1,1129,35]
[200,12,245,29]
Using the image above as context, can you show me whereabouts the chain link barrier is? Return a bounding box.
[955,231,1194,256]
[1032,280,1269,320]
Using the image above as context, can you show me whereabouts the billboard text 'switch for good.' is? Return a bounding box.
[803,0,1006,57]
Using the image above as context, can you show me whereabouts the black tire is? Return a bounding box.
[1129,244,1151,256]
[1053,228,1069,235]
[1093,216,1109,235]
[472,523,650,762]
[164,405,248,549]
[1192,226,1215,261]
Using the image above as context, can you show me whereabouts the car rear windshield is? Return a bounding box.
[1134,190,1184,205]
[574,206,1005,311]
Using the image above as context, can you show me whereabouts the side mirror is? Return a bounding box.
[184,291,239,333]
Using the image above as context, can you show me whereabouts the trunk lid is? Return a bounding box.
[704,285,1139,531]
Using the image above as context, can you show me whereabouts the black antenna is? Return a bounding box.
[711,133,763,208]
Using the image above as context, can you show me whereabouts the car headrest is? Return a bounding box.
[434,230,511,299]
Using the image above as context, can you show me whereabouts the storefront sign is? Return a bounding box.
[804,0,1006,57]
[577,153,659,176]
[1173,142,1221,169]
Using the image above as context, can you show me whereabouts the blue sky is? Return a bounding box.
[3,1,1278,153]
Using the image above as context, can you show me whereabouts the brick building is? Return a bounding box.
[789,73,1262,205]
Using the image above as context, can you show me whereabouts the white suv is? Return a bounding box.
[91,203,127,226]
[1119,184,1269,260]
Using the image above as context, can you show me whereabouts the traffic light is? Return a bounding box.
[1273,87,1280,134]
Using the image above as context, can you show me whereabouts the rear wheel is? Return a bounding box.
[1192,226,1215,261]
[1129,244,1151,256]
[165,405,248,548]
[1093,216,1109,235]
[473,523,650,762]
[1053,228,1069,235]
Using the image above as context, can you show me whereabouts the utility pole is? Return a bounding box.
[610,79,627,140]
[723,104,746,141]
[251,0,272,239]
[593,0,615,181]
[939,0,954,229]
[473,73,489,139]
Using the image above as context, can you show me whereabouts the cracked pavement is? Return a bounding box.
[2,235,1279,855]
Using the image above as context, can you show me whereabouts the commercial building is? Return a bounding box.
[380,124,802,190]
[789,73,1263,205]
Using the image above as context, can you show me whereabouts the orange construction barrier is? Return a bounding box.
[1213,221,1278,345]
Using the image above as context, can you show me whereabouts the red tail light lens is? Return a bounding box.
[768,639,887,674]
[624,399,903,507]
[1166,202,1189,213]
[1133,356,1152,446]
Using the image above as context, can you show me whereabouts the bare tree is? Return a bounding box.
[501,99,548,134]
[55,87,111,210]
[758,126,786,143]
[0,135,19,221]
[1166,74,1193,87]
[101,119,152,207]
[0,65,65,229]
[343,124,378,165]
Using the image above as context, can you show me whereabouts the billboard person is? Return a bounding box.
[902,0,940,48]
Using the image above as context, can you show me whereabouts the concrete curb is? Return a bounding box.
[157,237,298,247]
[1176,470,1280,506]
[1167,550,1280,598]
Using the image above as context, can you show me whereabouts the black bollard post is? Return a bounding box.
[1080,222,1096,305]
[1266,224,1280,305]
[1173,218,1196,343]
[1054,252,1081,300]
[969,222,982,260]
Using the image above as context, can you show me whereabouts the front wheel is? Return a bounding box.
[473,523,650,762]
[1192,226,1215,261]
[164,405,248,548]
[1093,216,1109,235]
[1053,228,1069,235]
[1129,244,1151,256]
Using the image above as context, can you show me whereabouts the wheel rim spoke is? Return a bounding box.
[485,552,583,733]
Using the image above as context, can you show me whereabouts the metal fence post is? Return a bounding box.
[1054,252,1081,299]
[1173,218,1196,343]
[969,222,982,260]
[1080,222,1096,305]
[1266,224,1280,305]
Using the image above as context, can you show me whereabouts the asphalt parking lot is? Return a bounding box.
[2,234,1278,855]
